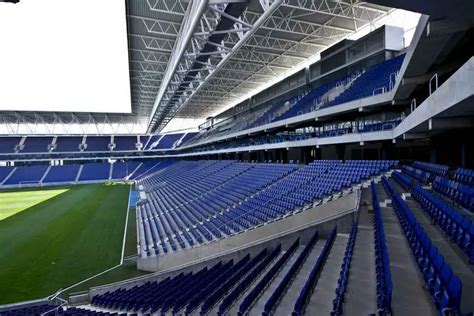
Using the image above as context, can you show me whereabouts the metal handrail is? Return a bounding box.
[429,73,438,95]
[372,87,386,95]
[410,98,417,112]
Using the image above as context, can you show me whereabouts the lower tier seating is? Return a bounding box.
[5,177,473,316]
[136,160,397,257]
[383,176,465,315]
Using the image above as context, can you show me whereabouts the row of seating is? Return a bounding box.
[413,161,449,177]
[0,304,125,316]
[393,171,474,263]
[331,221,358,315]
[292,227,337,315]
[239,238,300,316]
[454,168,474,187]
[371,181,393,315]
[433,176,474,213]
[412,188,473,265]
[0,161,161,186]
[137,161,297,255]
[136,160,396,257]
[217,246,282,315]
[383,176,463,315]
[403,165,431,184]
[0,133,190,154]
[261,230,320,316]
[185,116,403,154]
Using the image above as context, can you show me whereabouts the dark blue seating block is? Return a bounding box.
[55,136,83,152]
[292,227,337,316]
[0,137,21,153]
[85,136,111,151]
[79,163,110,181]
[43,164,80,183]
[0,166,15,183]
[21,136,52,153]
[114,136,137,151]
[4,165,48,185]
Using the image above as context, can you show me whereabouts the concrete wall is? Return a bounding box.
[87,202,356,300]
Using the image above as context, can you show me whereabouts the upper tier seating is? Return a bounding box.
[78,163,110,181]
[152,133,184,150]
[183,55,406,146]
[43,164,80,183]
[84,136,111,152]
[21,137,52,153]
[3,165,49,185]
[0,137,21,153]
[322,54,405,109]
[55,136,83,152]
[175,132,198,147]
[274,77,351,122]
[113,136,137,151]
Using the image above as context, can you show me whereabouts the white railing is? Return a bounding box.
[429,73,439,95]
[372,87,386,95]
[19,181,41,189]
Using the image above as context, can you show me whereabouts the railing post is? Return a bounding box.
[429,73,438,95]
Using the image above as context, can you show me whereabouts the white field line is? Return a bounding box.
[55,264,122,297]
[121,185,132,264]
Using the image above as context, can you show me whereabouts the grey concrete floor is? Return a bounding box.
[343,190,377,315]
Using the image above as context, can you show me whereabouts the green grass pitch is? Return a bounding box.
[0,183,131,304]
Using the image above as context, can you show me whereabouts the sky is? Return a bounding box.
[0,0,131,113]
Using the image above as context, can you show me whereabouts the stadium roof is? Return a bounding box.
[0,0,393,134]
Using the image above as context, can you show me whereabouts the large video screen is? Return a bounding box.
[0,0,131,113]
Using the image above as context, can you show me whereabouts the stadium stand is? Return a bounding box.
[0,166,15,183]
[84,136,111,152]
[149,133,183,150]
[0,137,21,153]
[54,136,83,152]
[43,164,81,184]
[111,161,141,179]
[113,136,138,151]
[21,137,52,153]
[1,1,474,314]
[135,160,396,256]
[77,163,111,181]
[3,165,49,186]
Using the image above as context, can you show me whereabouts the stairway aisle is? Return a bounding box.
[378,184,436,315]
[405,197,474,313]
[305,234,348,315]
[272,241,325,316]
[227,252,285,316]
[248,246,305,315]
[343,188,377,315]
